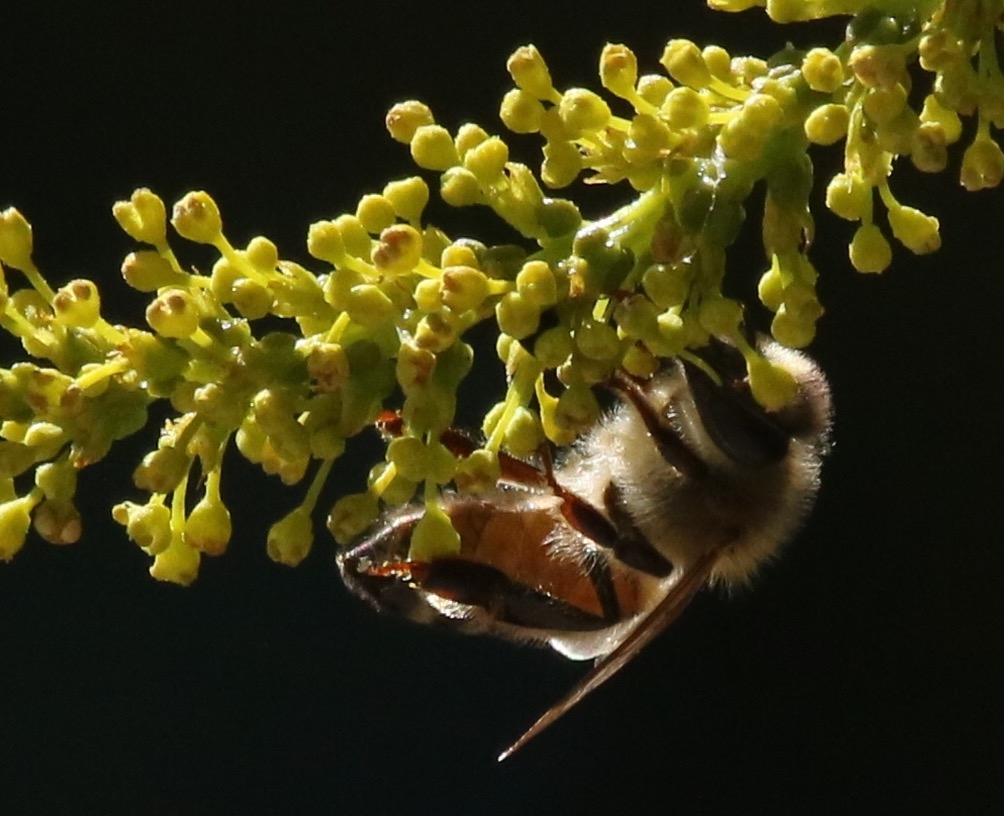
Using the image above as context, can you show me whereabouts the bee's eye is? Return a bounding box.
[684,362,790,467]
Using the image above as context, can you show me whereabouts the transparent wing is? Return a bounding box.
[497,548,720,761]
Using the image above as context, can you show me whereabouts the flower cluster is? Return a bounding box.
[1,1,1002,582]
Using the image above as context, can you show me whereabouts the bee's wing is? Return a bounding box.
[497,548,720,762]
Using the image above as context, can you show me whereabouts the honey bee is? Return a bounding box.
[337,337,832,760]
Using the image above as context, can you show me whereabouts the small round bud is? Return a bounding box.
[575,319,620,361]
[960,136,1004,192]
[267,507,314,566]
[112,188,167,246]
[661,87,709,130]
[35,460,77,502]
[533,326,573,368]
[149,537,200,586]
[0,495,33,561]
[441,266,490,313]
[600,43,638,99]
[231,278,273,319]
[395,341,436,392]
[415,312,458,353]
[555,384,600,435]
[345,284,395,328]
[33,498,82,545]
[516,260,558,308]
[440,167,484,207]
[0,207,34,271]
[356,194,397,235]
[804,104,849,146]
[849,223,892,274]
[661,39,712,89]
[463,136,509,185]
[306,220,346,265]
[411,124,460,171]
[133,445,191,494]
[385,100,435,143]
[307,342,350,392]
[52,279,101,328]
[801,48,844,93]
[507,45,555,100]
[170,191,223,245]
[504,407,544,458]
[747,355,798,411]
[887,205,940,254]
[825,173,871,221]
[771,304,816,348]
[636,74,674,107]
[453,449,501,494]
[327,492,379,546]
[371,224,423,275]
[113,495,170,554]
[121,250,187,291]
[496,291,539,339]
[698,296,743,337]
[185,491,232,556]
[500,88,545,134]
[541,140,583,189]
[558,88,611,135]
[146,288,201,338]
[408,503,461,561]
[382,177,429,224]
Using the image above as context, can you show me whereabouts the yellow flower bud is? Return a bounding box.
[371,224,423,275]
[267,507,314,566]
[660,39,712,89]
[500,88,545,134]
[149,537,201,585]
[0,207,34,271]
[887,205,941,254]
[453,449,501,494]
[747,355,798,411]
[382,177,429,224]
[801,47,844,93]
[52,279,101,328]
[327,492,379,546]
[849,223,892,274]
[0,495,33,561]
[960,136,1004,192]
[558,88,612,136]
[408,503,461,561]
[411,124,460,171]
[600,43,638,99]
[170,191,223,245]
[112,188,167,246]
[385,100,435,144]
[356,194,397,235]
[146,288,201,338]
[507,44,555,101]
[804,103,849,146]
[121,250,187,291]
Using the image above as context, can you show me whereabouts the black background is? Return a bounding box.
[1,2,1002,813]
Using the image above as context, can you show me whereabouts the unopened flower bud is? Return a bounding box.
[113,188,167,246]
[171,191,223,245]
[267,506,313,566]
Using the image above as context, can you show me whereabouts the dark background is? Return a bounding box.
[1,2,1002,813]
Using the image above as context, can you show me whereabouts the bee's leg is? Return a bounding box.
[601,482,674,577]
[538,445,674,582]
[608,372,708,480]
[372,558,617,632]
